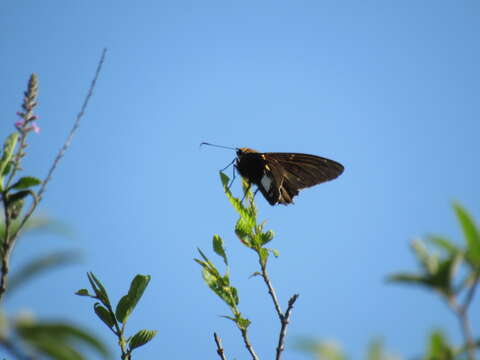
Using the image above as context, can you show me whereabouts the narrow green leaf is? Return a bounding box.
[94,303,115,329]
[411,239,438,274]
[87,272,110,305]
[453,202,480,266]
[8,190,31,203]
[427,234,460,256]
[115,274,151,324]
[129,329,157,350]
[213,235,228,266]
[0,133,19,189]
[386,273,428,285]
[11,176,42,190]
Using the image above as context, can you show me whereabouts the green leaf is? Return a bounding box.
[11,176,42,190]
[75,289,91,297]
[87,272,110,305]
[259,230,274,245]
[411,239,438,274]
[425,330,454,360]
[129,329,158,350]
[213,234,228,266]
[94,303,115,329]
[115,274,151,324]
[427,234,460,256]
[236,317,251,331]
[453,202,480,266]
[9,251,81,294]
[268,248,280,257]
[0,133,19,189]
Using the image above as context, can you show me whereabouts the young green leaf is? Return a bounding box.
[75,289,91,297]
[87,272,110,305]
[128,329,158,350]
[115,274,151,324]
[259,248,269,268]
[94,303,116,329]
[11,176,42,190]
[213,235,228,266]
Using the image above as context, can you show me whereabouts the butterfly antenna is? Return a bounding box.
[200,142,237,151]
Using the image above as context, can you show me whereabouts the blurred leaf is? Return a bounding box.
[10,176,42,190]
[9,250,81,294]
[213,234,228,266]
[115,274,151,324]
[8,190,31,203]
[294,338,346,360]
[268,248,279,257]
[425,330,454,360]
[453,202,480,266]
[16,320,109,359]
[128,329,157,350]
[411,240,438,274]
[426,235,460,256]
[0,132,19,189]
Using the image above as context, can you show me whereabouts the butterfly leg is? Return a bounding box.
[240,182,252,204]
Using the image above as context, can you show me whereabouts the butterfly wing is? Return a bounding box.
[262,153,344,205]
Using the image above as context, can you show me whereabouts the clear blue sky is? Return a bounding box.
[1,1,479,359]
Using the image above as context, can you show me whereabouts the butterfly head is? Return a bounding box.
[236,147,258,158]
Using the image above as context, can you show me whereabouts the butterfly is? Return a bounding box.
[235,148,344,205]
[202,143,344,205]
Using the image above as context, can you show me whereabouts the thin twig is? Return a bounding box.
[213,332,228,360]
[239,328,259,360]
[275,294,299,360]
[259,259,283,320]
[447,295,476,360]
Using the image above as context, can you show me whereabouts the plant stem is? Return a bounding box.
[240,328,259,360]
[275,294,299,360]
[0,192,12,303]
[213,332,228,360]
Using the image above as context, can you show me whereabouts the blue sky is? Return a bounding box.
[1,1,479,359]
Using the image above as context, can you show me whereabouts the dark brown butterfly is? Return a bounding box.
[202,143,344,206]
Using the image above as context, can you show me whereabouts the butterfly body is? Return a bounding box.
[235,147,344,206]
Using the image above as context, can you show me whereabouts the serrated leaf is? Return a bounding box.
[0,133,19,189]
[94,303,115,329]
[129,329,157,350]
[453,202,480,266]
[115,274,151,324]
[213,235,228,266]
[75,289,91,297]
[11,176,42,190]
